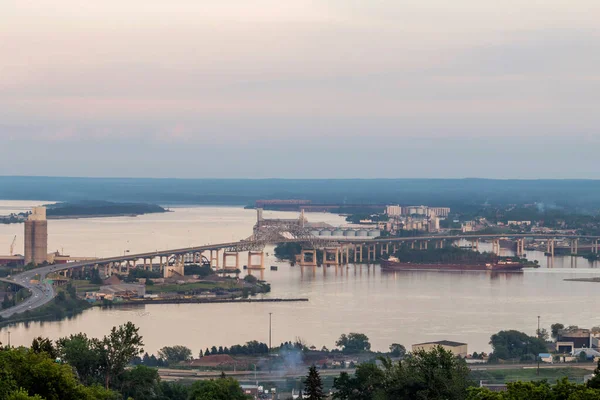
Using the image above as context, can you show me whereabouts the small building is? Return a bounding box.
[558,329,592,349]
[539,353,553,363]
[412,340,468,358]
[557,341,575,354]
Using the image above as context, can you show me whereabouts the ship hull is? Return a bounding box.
[380,259,524,272]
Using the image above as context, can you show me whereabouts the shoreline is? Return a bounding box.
[564,277,600,283]
[103,297,309,306]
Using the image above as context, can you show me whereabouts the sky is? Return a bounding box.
[1,0,599,179]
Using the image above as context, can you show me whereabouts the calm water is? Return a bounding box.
[1,201,599,354]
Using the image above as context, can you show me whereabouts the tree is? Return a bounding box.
[536,328,549,341]
[333,346,471,400]
[31,337,58,359]
[588,359,600,389]
[160,381,190,400]
[2,293,11,309]
[6,389,44,400]
[389,343,406,358]
[56,333,103,386]
[488,330,547,362]
[0,347,118,400]
[199,349,203,358]
[188,378,251,400]
[303,365,325,400]
[551,323,565,339]
[335,333,371,354]
[468,377,600,399]
[157,345,192,365]
[118,365,162,400]
[97,322,144,389]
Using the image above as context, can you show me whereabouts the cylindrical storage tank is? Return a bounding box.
[367,229,380,237]
[310,230,321,237]
[343,230,356,237]
[320,230,332,236]
[356,230,368,237]
[332,229,344,237]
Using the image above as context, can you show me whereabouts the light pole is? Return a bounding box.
[269,312,273,351]
[537,315,540,337]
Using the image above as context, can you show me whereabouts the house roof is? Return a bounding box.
[413,340,467,347]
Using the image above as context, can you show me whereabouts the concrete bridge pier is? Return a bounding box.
[393,244,398,253]
[411,241,415,249]
[367,244,376,261]
[516,239,525,257]
[546,239,555,257]
[300,249,317,266]
[323,248,340,266]
[594,240,599,254]
[571,239,579,255]
[354,245,363,263]
[247,251,265,270]
[210,249,220,268]
[222,252,240,271]
[492,239,500,256]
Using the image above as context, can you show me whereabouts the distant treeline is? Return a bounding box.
[3,177,600,212]
[392,246,498,264]
[46,200,166,217]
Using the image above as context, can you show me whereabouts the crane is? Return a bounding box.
[9,235,16,256]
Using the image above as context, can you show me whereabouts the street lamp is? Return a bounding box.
[269,312,273,351]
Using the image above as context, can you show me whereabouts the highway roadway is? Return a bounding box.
[0,264,75,318]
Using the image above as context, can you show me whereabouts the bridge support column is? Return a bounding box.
[594,239,599,254]
[210,250,219,268]
[411,241,415,249]
[323,248,340,266]
[367,244,376,261]
[222,252,239,271]
[571,239,578,255]
[424,241,428,250]
[393,244,398,253]
[546,239,555,257]
[354,245,363,263]
[247,251,265,270]
[492,239,500,256]
[300,249,317,266]
[475,239,479,252]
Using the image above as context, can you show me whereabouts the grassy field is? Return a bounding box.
[71,279,102,292]
[146,281,234,294]
[470,367,592,384]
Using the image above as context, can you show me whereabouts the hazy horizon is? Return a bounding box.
[2,1,599,178]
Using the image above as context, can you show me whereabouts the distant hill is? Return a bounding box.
[1,176,600,212]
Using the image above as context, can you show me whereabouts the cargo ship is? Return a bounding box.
[380,256,524,272]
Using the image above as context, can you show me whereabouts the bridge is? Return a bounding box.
[1,224,599,318]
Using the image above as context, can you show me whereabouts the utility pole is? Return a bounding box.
[537,315,541,376]
[269,312,272,350]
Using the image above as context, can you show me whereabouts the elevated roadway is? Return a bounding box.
[1,233,598,319]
